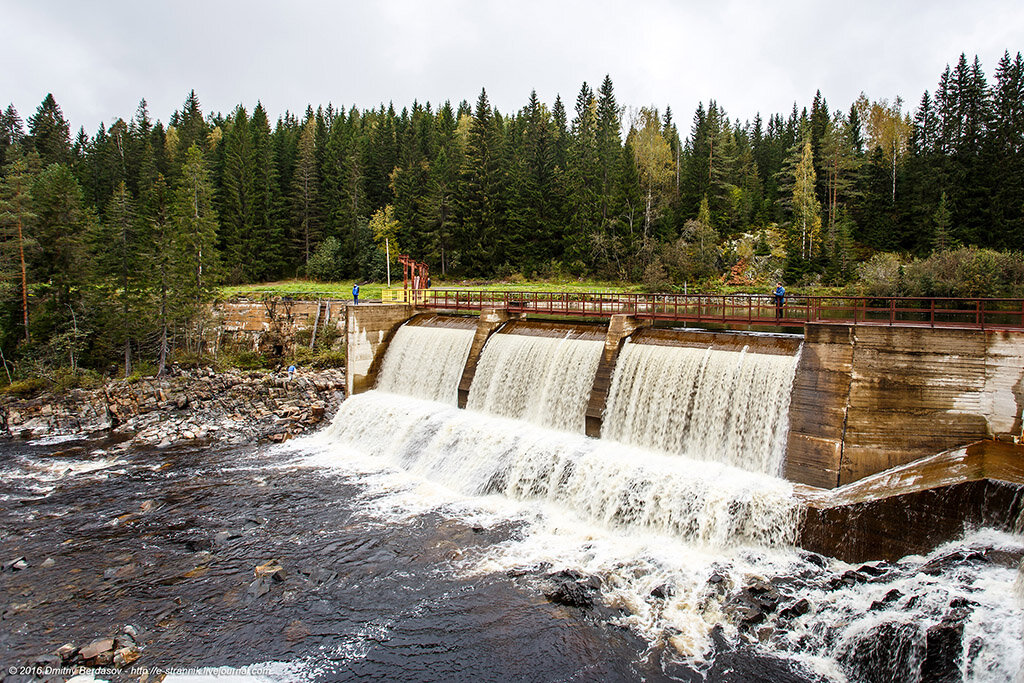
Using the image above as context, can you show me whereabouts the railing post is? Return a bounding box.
[930,299,935,328]
[889,299,895,326]
[980,300,985,330]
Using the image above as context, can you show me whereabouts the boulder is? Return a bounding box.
[79,637,115,662]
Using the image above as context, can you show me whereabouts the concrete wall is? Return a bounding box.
[216,298,345,353]
[585,315,651,437]
[786,324,1024,488]
[456,308,521,409]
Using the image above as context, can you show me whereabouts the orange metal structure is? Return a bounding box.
[397,255,429,292]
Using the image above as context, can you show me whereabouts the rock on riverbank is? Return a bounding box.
[0,368,346,447]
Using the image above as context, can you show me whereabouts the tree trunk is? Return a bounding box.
[17,217,28,342]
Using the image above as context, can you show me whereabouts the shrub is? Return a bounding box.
[0,377,48,397]
[309,349,346,368]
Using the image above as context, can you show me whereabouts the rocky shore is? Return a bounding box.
[0,368,346,447]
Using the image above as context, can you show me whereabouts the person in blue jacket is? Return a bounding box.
[773,282,785,319]
[352,283,360,305]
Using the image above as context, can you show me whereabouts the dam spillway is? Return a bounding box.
[322,306,1024,681]
[338,313,806,544]
[375,323,475,405]
[602,340,799,475]
[466,322,606,433]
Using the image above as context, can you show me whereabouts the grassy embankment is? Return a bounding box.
[221,278,850,302]
[220,278,645,301]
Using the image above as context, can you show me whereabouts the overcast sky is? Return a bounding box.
[3,0,1022,135]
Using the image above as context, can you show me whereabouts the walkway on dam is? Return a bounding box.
[398,289,1024,331]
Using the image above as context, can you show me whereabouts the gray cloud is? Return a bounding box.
[2,0,1021,133]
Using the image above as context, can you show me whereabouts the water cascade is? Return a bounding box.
[321,391,802,547]
[313,320,1024,681]
[375,324,475,405]
[602,341,800,476]
[467,333,604,433]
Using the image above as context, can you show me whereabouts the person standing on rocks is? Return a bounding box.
[288,364,296,381]
[352,283,360,305]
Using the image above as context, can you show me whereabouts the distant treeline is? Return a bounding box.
[0,51,1022,375]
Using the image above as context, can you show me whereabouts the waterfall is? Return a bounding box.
[321,391,802,547]
[467,333,603,433]
[602,342,800,476]
[375,325,475,405]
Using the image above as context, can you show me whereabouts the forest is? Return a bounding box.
[1,51,1023,380]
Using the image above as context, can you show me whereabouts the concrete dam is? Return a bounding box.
[343,302,1024,563]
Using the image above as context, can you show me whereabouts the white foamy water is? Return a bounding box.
[289,390,1024,682]
[374,325,474,405]
[321,391,800,548]
[602,342,799,475]
[467,333,604,433]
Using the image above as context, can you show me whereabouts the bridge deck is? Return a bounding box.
[402,289,1024,331]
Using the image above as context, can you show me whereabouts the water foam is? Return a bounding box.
[320,391,800,548]
[296,394,1024,682]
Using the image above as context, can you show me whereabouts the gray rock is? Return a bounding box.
[3,557,28,571]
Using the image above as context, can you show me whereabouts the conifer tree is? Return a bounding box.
[596,76,622,230]
[0,154,37,342]
[145,174,175,375]
[250,102,286,280]
[175,90,208,159]
[171,144,219,352]
[0,104,25,172]
[27,94,71,167]
[457,89,503,274]
[94,182,148,375]
[565,82,600,264]
[219,105,256,281]
[424,146,457,275]
[292,118,320,267]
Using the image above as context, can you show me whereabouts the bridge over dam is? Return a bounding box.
[340,290,1024,562]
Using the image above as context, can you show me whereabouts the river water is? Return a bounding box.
[2,406,1022,682]
[2,324,1023,681]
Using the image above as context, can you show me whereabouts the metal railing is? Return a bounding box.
[388,289,1024,331]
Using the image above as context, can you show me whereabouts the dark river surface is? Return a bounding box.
[1,420,1022,682]
[0,434,793,682]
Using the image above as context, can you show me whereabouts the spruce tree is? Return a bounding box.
[457,88,502,274]
[93,182,148,375]
[565,82,600,266]
[171,144,220,353]
[219,105,256,281]
[250,102,286,279]
[27,94,71,167]
[0,104,25,172]
[144,174,175,374]
[291,118,321,267]
[0,154,37,343]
